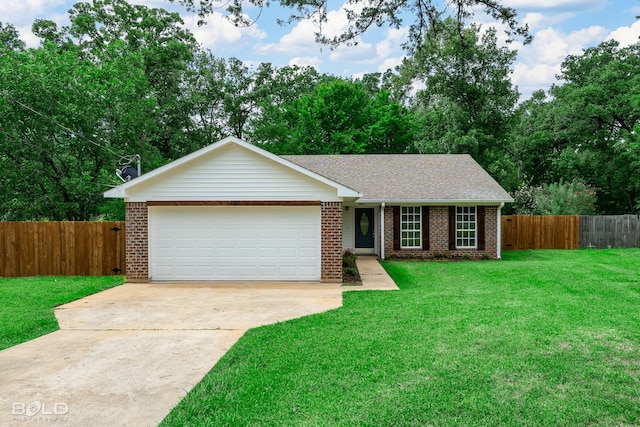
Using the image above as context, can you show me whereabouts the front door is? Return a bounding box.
[355,208,375,250]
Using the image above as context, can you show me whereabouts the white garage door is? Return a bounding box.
[149,206,321,281]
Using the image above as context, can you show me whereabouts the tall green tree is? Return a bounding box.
[267,79,372,154]
[66,0,199,158]
[259,78,414,154]
[0,0,201,220]
[404,18,520,189]
[246,63,325,144]
[0,22,25,52]
[512,41,640,213]
[0,42,159,220]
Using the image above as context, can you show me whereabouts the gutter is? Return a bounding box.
[356,199,513,205]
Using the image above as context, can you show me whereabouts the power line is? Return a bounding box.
[0,89,120,157]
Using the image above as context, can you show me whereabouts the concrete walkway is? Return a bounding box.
[0,263,397,426]
[346,256,400,291]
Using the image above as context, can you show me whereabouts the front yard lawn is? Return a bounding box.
[0,276,124,351]
[162,249,640,426]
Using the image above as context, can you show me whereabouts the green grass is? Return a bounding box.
[0,276,124,351]
[162,249,640,426]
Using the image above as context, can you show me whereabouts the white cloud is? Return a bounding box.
[0,0,67,46]
[528,26,607,63]
[521,11,576,31]
[377,55,405,73]
[329,27,408,71]
[256,2,361,56]
[126,0,178,8]
[513,25,608,99]
[17,25,41,48]
[255,20,317,55]
[605,20,640,48]
[0,0,66,24]
[288,56,322,70]
[181,13,267,52]
[329,42,376,63]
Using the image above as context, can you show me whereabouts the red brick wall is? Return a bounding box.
[384,206,394,255]
[125,202,149,282]
[385,205,500,260]
[321,202,343,282]
[484,206,498,259]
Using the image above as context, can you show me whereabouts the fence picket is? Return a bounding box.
[0,222,125,277]
[579,215,640,248]
[502,215,640,250]
[501,216,580,250]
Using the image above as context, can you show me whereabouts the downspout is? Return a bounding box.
[497,202,504,259]
[380,203,386,260]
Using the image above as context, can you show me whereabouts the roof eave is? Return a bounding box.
[353,198,514,205]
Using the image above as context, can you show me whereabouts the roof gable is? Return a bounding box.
[104,137,360,201]
[283,154,513,203]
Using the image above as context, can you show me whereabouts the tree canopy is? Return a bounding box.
[510,41,640,213]
[170,0,531,49]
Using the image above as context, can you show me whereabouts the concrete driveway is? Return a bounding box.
[0,282,342,426]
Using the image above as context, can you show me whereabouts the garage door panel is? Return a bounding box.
[149,206,321,281]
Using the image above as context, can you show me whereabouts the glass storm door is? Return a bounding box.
[355,208,375,248]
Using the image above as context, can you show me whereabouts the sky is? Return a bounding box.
[1,0,639,99]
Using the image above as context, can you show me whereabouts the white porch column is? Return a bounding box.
[380,202,386,259]
[497,202,504,259]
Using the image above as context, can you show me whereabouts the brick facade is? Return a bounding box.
[125,202,149,282]
[321,201,343,282]
[385,205,499,260]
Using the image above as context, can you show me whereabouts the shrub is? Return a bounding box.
[512,179,596,215]
[342,250,361,283]
[343,249,357,268]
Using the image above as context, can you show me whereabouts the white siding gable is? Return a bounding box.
[127,143,340,202]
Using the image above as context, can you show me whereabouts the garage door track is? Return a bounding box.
[0,282,342,426]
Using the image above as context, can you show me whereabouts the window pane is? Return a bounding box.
[454,206,477,248]
[400,206,422,248]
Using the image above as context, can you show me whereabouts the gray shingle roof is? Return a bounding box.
[282,154,513,203]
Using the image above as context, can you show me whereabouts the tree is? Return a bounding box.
[266,79,373,154]
[367,89,415,153]
[525,40,640,213]
[0,0,202,220]
[509,90,562,184]
[183,55,325,146]
[66,0,199,158]
[246,63,325,144]
[404,18,520,189]
[169,0,530,49]
[257,77,414,154]
[0,22,25,52]
[0,42,160,220]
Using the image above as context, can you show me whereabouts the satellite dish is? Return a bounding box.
[120,166,138,181]
[115,154,142,182]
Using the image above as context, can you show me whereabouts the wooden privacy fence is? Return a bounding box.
[501,215,640,250]
[580,215,640,249]
[0,222,125,277]
[501,215,580,250]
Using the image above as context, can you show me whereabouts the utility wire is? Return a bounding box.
[1,89,120,157]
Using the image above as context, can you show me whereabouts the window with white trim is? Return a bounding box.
[456,206,477,248]
[401,206,421,248]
